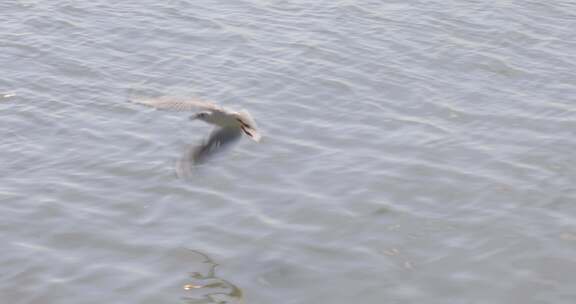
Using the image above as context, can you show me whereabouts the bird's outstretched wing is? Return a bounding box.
[192,126,242,164]
[176,126,242,178]
[130,96,221,112]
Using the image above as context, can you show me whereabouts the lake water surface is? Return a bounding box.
[1,1,576,303]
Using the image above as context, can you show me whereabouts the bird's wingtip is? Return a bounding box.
[251,132,262,142]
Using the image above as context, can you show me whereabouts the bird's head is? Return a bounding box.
[191,111,211,122]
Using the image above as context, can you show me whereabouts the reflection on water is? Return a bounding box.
[176,127,242,178]
[182,249,243,304]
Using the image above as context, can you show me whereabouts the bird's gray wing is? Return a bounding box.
[176,126,242,178]
[130,96,221,112]
[192,126,242,164]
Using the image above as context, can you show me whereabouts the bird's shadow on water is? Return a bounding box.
[176,127,242,178]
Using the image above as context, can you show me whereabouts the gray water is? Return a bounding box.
[1,1,576,303]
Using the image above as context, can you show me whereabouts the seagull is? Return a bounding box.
[130,96,261,171]
[130,96,261,142]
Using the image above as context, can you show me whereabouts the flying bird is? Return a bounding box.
[131,96,261,141]
[130,96,261,172]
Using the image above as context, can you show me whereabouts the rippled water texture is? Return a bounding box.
[1,1,576,303]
